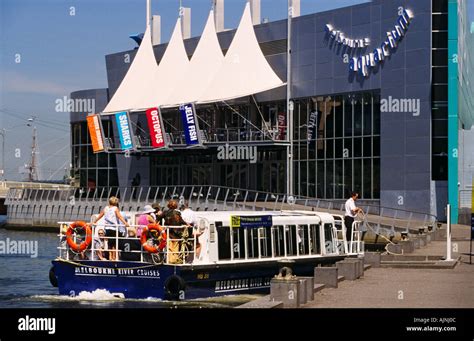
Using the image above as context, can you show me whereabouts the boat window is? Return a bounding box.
[333,217,344,240]
[258,226,272,258]
[246,228,259,259]
[310,224,321,255]
[298,225,310,255]
[271,225,285,257]
[324,223,336,254]
[285,225,297,256]
[216,222,231,260]
[232,227,245,259]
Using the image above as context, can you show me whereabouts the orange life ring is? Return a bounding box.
[66,221,92,252]
[140,223,167,254]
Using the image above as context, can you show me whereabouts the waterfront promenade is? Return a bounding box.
[303,224,473,308]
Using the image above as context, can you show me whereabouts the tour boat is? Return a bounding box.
[50,210,363,300]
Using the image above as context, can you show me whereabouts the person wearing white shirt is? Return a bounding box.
[344,191,362,243]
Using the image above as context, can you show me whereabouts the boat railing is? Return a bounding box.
[57,223,196,266]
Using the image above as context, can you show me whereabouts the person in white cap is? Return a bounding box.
[136,204,156,237]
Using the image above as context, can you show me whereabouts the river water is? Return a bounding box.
[0,222,256,308]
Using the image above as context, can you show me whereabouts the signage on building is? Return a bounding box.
[230,215,273,229]
[146,107,166,148]
[277,112,286,140]
[179,103,201,146]
[307,110,318,148]
[326,8,414,77]
[324,24,370,49]
[115,111,134,150]
[86,114,104,153]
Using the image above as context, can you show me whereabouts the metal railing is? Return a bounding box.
[5,184,438,235]
[57,223,196,265]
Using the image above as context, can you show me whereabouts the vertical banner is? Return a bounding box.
[115,111,134,151]
[277,112,286,140]
[307,110,318,149]
[146,107,166,148]
[179,103,201,146]
[86,114,105,153]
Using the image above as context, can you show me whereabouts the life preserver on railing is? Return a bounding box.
[66,221,92,252]
[141,223,167,254]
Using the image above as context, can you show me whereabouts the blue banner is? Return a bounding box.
[179,103,200,145]
[230,215,273,229]
[115,112,133,150]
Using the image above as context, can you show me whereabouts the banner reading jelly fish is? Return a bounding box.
[86,114,105,153]
[115,111,133,150]
[146,107,166,148]
[179,103,200,146]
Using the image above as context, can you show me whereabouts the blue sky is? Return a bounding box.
[1,0,471,181]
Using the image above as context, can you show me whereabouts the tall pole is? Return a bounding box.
[286,0,293,197]
[446,204,453,261]
[28,126,38,182]
[146,0,151,28]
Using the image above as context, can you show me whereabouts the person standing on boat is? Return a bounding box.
[180,201,203,259]
[163,200,188,263]
[93,196,130,260]
[152,203,164,224]
[137,205,156,237]
[344,191,362,244]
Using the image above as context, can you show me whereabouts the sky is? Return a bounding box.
[1,0,472,182]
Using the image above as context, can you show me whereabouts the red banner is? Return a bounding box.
[278,112,286,140]
[146,107,166,148]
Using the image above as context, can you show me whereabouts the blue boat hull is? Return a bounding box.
[52,256,345,300]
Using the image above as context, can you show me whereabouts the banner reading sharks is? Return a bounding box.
[146,107,167,148]
[179,103,201,146]
[115,111,134,151]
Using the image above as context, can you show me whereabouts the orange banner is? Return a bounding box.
[87,114,104,153]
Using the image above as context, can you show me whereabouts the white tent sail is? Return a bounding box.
[164,10,224,107]
[136,19,190,110]
[197,2,285,104]
[103,26,157,113]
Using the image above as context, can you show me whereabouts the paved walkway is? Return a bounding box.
[303,225,474,308]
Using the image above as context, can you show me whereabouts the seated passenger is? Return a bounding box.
[119,228,142,261]
[82,228,107,261]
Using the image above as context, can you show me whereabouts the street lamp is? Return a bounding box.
[1,120,36,181]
